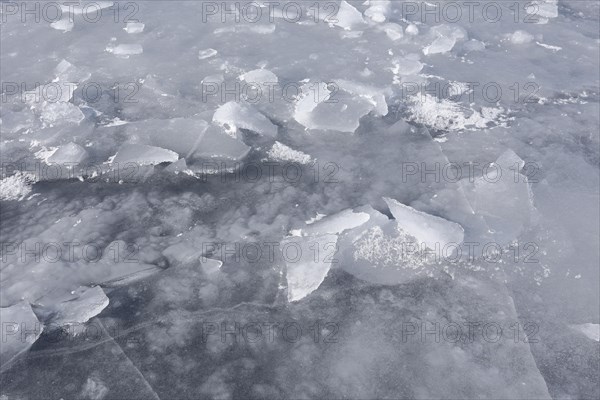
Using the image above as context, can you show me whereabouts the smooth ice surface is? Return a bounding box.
[212,101,278,138]
[0,302,43,369]
[383,197,465,250]
[295,208,370,237]
[111,144,179,166]
[333,1,366,30]
[284,234,338,302]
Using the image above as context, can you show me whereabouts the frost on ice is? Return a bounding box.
[266,141,312,165]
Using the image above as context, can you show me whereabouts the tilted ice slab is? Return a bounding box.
[47,142,88,165]
[0,302,43,369]
[35,286,109,328]
[423,25,468,55]
[285,208,372,301]
[239,68,278,84]
[285,202,466,298]
[111,144,179,166]
[461,150,537,246]
[124,118,250,162]
[212,101,278,138]
[336,203,464,285]
[332,1,366,30]
[383,197,465,250]
[294,80,389,133]
[284,233,339,302]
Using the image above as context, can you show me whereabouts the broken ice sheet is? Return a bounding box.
[46,142,88,165]
[123,118,250,162]
[0,302,43,369]
[34,286,109,328]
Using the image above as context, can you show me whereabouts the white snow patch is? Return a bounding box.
[266,141,312,164]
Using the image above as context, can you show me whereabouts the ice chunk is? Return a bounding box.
[284,234,338,302]
[111,144,179,166]
[381,23,403,41]
[126,118,250,161]
[424,36,456,55]
[266,141,312,165]
[570,323,600,342]
[423,25,467,55]
[50,17,74,32]
[212,101,277,138]
[164,158,190,174]
[107,44,143,56]
[239,69,278,84]
[60,1,114,15]
[405,24,419,36]
[198,48,218,60]
[47,142,87,165]
[333,205,446,284]
[461,150,536,245]
[383,197,465,249]
[528,0,558,23]
[0,302,43,368]
[124,22,145,33]
[510,30,534,44]
[54,59,91,83]
[364,0,391,22]
[333,1,366,30]
[296,209,370,237]
[43,286,109,328]
[130,118,210,157]
[197,124,251,160]
[40,102,85,127]
[294,81,387,133]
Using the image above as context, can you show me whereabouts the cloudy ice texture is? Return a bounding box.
[0,0,599,398]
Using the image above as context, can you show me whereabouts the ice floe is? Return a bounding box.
[212,101,278,138]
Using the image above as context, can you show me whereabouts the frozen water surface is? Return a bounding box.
[1,1,599,398]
